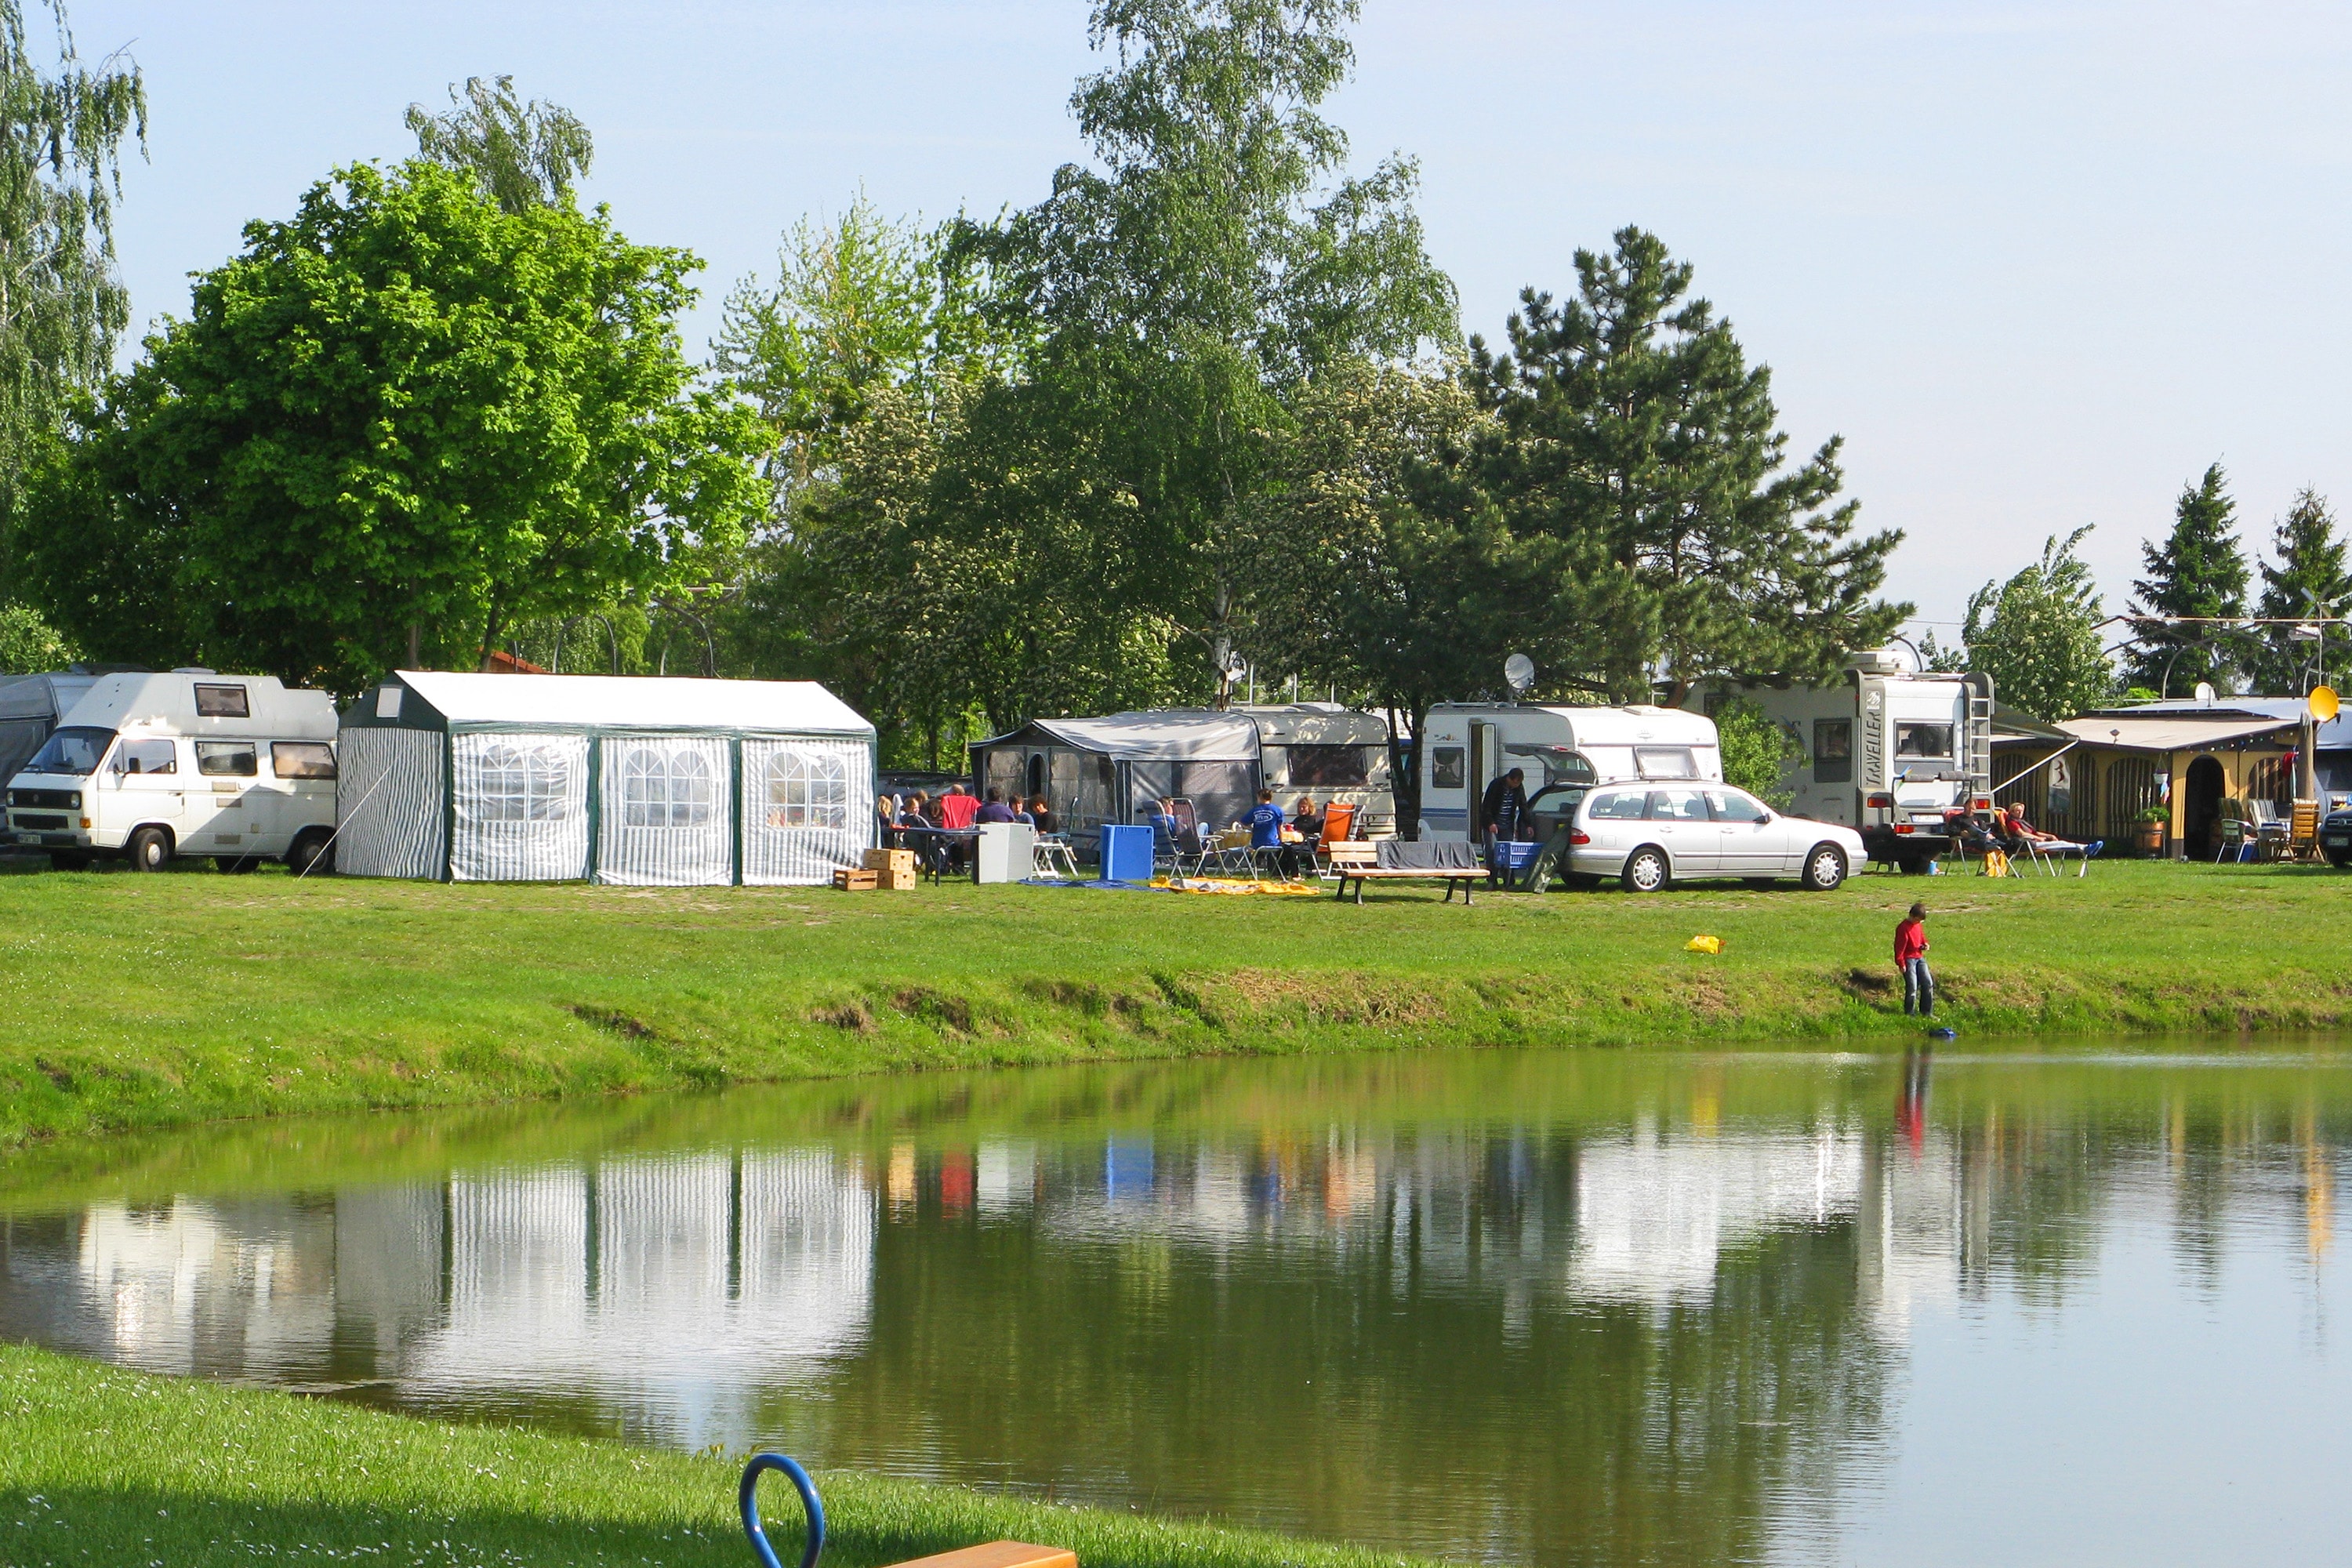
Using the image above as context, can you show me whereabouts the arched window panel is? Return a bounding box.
[742,739,871,885]
[599,736,731,886]
[452,732,590,881]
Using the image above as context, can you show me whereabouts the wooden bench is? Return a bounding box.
[1326,840,1485,904]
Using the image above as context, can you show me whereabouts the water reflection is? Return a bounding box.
[2,1047,2347,1566]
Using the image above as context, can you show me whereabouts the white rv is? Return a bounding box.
[1693,650,1994,871]
[1413,703,1723,842]
[4,670,339,872]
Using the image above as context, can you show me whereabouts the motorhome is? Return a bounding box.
[4,670,339,872]
[1692,651,1994,871]
[1412,704,1724,842]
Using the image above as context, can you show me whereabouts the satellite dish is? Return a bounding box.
[1504,653,1535,694]
[2194,681,2216,704]
[2312,685,2340,722]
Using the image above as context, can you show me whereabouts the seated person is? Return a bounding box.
[2003,800,2097,856]
[1290,795,1323,842]
[1148,797,1181,857]
[975,788,1016,826]
[897,800,942,872]
[1243,789,1287,873]
[936,786,980,831]
[1283,795,1323,876]
[1027,796,1058,837]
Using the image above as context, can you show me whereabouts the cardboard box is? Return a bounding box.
[878,868,918,892]
[833,868,880,891]
[864,848,916,874]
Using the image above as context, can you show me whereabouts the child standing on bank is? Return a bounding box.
[1894,902,1933,1018]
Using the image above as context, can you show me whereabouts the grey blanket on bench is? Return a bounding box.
[1377,839,1480,871]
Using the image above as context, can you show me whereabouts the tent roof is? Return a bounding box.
[0,673,93,724]
[997,710,1262,762]
[394,672,873,735]
[2045,713,2299,752]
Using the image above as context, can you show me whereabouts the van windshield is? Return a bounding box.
[23,726,112,777]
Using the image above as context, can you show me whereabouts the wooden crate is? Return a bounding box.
[864,848,917,874]
[833,867,880,891]
[878,868,918,891]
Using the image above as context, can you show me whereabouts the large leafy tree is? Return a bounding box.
[2126,463,2248,694]
[0,0,143,661]
[15,158,768,689]
[405,74,592,215]
[1226,360,1639,831]
[2249,487,2350,694]
[1470,228,1907,703]
[963,0,1457,701]
[1960,525,2111,721]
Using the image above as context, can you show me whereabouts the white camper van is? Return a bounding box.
[1693,650,1994,871]
[1414,703,1723,841]
[4,670,339,872]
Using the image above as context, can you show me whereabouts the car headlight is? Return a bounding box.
[69,791,82,811]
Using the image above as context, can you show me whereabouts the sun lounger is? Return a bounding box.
[1327,839,1486,904]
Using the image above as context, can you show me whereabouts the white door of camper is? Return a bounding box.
[191,740,261,854]
[1469,721,1498,831]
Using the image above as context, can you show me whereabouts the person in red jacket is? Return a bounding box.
[1894,902,1933,1018]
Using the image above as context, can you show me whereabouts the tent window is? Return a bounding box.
[622,748,717,828]
[480,742,573,822]
[765,747,850,829]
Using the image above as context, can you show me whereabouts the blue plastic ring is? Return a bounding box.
[740,1453,826,1568]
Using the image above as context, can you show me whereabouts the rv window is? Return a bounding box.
[1635,746,1697,779]
[195,741,258,778]
[1896,722,1954,760]
[1588,790,1646,820]
[1813,720,1853,784]
[764,747,849,829]
[1430,746,1466,791]
[194,684,250,718]
[1283,744,1372,789]
[25,726,110,776]
[110,738,178,776]
[273,742,336,779]
[1644,787,1710,822]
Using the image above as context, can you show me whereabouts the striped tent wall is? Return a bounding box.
[596,735,733,886]
[449,731,591,882]
[740,737,873,885]
[335,727,446,880]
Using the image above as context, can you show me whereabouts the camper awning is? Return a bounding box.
[395,672,873,735]
[2046,715,2297,752]
[1018,711,1261,762]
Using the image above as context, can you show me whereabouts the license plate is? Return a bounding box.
[2325,835,2350,847]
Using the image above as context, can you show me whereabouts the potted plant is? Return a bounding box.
[2135,806,2169,856]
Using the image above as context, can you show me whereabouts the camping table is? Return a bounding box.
[904,828,982,884]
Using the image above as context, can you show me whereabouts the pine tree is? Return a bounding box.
[2249,488,2351,694]
[2127,463,2249,694]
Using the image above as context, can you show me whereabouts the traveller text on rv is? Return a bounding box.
[4,671,339,872]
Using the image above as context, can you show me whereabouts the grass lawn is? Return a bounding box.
[2,854,2348,1145]
[0,1344,1433,1568]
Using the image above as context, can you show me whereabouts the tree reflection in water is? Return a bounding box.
[0,1047,2346,1567]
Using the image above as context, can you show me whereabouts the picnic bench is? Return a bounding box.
[1326,839,1486,904]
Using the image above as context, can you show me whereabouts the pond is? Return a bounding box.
[2,1044,2348,1566]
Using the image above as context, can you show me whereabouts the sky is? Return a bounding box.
[64,0,2352,641]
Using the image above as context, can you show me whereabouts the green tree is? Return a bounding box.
[1471,229,1907,703]
[1914,631,1966,673]
[15,159,768,689]
[1959,525,2111,721]
[2249,488,2350,694]
[1713,696,1802,806]
[2126,463,2249,694]
[1226,360,1639,832]
[0,597,72,670]
[405,75,592,215]
[963,0,1457,702]
[0,0,143,658]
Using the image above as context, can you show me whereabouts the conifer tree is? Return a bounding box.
[2127,463,2249,694]
[2249,488,2351,693]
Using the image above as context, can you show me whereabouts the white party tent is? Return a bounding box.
[335,672,875,885]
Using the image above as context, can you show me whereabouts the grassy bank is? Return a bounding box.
[0,1344,1431,1568]
[2,857,2349,1145]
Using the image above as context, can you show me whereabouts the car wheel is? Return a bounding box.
[285,830,333,877]
[126,826,172,873]
[1802,844,1847,891]
[1621,845,1671,893]
[2331,851,2352,870]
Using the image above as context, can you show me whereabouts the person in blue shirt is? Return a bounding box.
[1243,789,1285,851]
[1148,797,1182,856]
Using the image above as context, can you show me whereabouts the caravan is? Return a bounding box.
[1413,704,1724,842]
[1693,651,1994,871]
[4,671,339,872]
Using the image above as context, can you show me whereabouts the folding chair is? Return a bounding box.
[1308,803,1359,879]
[1032,834,1081,880]
[1170,825,1218,887]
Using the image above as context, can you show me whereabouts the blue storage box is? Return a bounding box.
[1099,822,1155,883]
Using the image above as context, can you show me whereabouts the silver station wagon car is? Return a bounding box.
[1564,781,1866,892]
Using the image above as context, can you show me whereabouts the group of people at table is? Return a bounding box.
[874,785,1060,874]
[1149,789,1335,878]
